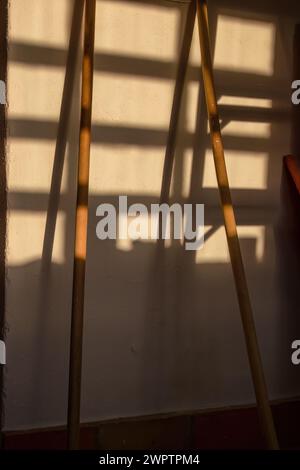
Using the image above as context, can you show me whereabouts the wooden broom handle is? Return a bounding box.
[196,0,279,450]
[67,0,96,450]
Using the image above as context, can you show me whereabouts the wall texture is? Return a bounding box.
[5,0,300,430]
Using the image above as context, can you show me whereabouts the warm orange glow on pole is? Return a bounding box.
[67,0,96,450]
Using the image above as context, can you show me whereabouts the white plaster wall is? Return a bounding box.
[5,0,300,430]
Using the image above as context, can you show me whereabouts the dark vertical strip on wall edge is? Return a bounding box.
[0,0,8,449]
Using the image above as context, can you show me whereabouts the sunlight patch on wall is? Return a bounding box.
[196,225,265,263]
[218,96,272,108]
[185,81,200,133]
[8,64,65,120]
[196,226,229,264]
[9,0,70,47]
[94,73,174,130]
[202,150,268,189]
[214,15,275,76]
[7,140,69,192]
[7,211,66,266]
[237,225,266,261]
[96,1,179,61]
[116,238,133,252]
[115,212,173,252]
[180,150,193,198]
[89,146,164,196]
[221,120,271,138]
[189,18,201,66]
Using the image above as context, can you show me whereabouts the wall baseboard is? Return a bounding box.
[3,398,300,450]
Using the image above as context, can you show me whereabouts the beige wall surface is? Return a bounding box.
[5,0,300,430]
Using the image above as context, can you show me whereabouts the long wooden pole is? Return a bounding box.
[67,0,96,450]
[196,0,279,450]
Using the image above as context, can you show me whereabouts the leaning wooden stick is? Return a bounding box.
[196,0,279,450]
[67,0,96,450]
[42,0,84,269]
[160,0,196,205]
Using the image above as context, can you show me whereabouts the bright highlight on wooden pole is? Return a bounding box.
[67,0,96,450]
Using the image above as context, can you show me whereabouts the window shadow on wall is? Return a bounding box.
[5,0,300,435]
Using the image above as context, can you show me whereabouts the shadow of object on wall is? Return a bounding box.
[275,155,300,393]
